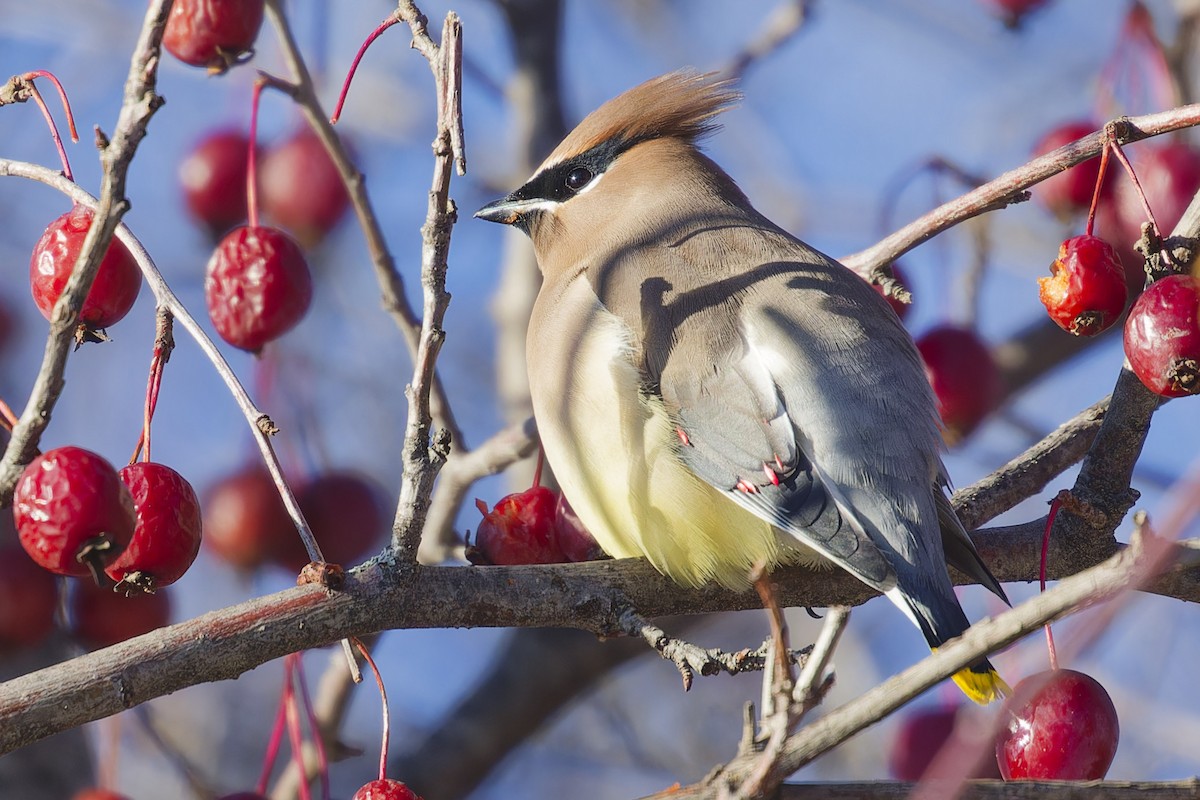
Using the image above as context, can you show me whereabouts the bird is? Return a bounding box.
[475,70,1009,704]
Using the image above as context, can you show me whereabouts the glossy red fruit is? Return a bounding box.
[916,326,1002,444]
[1123,274,1200,397]
[71,580,171,649]
[473,486,566,565]
[30,205,141,330]
[203,465,295,570]
[163,0,265,73]
[983,0,1050,26]
[260,128,351,247]
[0,543,58,649]
[1038,235,1127,336]
[205,225,312,353]
[72,790,131,800]
[277,471,388,570]
[553,493,603,563]
[180,129,252,236]
[13,447,135,577]
[105,463,203,592]
[996,669,1119,780]
[1032,121,1105,219]
[352,778,422,800]
[889,705,1001,782]
[874,263,913,323]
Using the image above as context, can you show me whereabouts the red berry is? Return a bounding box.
[216,794,269,800]
[982,0,1050,27]
[0,542,58,649]
[13,447,135,577]
[205,225,313,353]
[1032,121,1106,219]
[473,486,565,565]
[916,326,1001,444]
[104,463,203,592]
[889,705,1002,782]
[276,471,388,570]
[180,129,252,236]
[163,0,265,74]
[71,580,172,649]
[1037,235,1127,336]
[203,465,296,570]
[30,205,141,330]
[260,128,352,248]
[874,263,913,323]
[352,778,422,800]
[553,493,603,563]
[1123,274,1200,397]
[996,669,1119,780]
[72,790,131,800]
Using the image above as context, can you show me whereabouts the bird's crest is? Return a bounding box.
[543,70,739,168]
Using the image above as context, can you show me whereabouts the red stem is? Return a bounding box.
[257,672,292,795]
[532,445,545,489]
[1041,492,1065,671]
[1085,141,1112,238]
[247,78,266,229]
[22,80,74,183]
[353,637,390,782]
[292,654,331,800]
[1107,139,1175,268]
[330,12,403,124]
[283,659,312,800]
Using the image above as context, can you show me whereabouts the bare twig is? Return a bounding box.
[771,779,1200,799]
[720,0,808,80]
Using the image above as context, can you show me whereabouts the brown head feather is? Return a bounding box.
[540,70,739,170]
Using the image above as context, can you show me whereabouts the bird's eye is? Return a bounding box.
[565,167,594,192]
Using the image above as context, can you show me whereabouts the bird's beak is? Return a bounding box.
[474,194,542,225]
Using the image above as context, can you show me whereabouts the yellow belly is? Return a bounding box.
[528,282,797,589]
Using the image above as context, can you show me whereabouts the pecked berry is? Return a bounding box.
[163,0,265,74]
[352,778,423,800]
[473,486,566,566]
[260,128,352,248]
[996,669,1119,780]
[0,542,59,649]
[1032,121,1106,220]
[71,579,171,649]
[13,446,135,577]
[1038,235,1127,336]
[205,225,313,353]
[105,462,203,593]
[180,129,252,237]
[203,465,295,570]
[276,471,388,571]
[1123,273,1200,397]
[30,205,141,331]
[916,326,1002,444]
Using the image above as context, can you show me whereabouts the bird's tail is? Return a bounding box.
[884,585,1009,705]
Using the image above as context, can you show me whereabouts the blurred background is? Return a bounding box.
[3,0,1200,797]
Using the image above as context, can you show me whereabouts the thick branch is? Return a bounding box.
[771,780,1200,799]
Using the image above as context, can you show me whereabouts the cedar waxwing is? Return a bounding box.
[476,71,1009,703]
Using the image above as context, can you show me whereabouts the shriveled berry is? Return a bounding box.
[996,669,1119,780]
[180,129,252,236]
[261,128,352,248]
[277,471,388,571]
[352,778,422,800]
[13,447,135,577]
[1038,235,1127,336]
[0,542,58,649]
[473,486,565,565]
[1123,274,1200,397]
[71,580,171,649]
[105,463,203,593]
[1032,121,1106,219]
[203,465,295,570]
[163,0,265,74]
[553,493,603,563]
[916,326,1001,444]
[30,205,141,330]
[205,225,312,353]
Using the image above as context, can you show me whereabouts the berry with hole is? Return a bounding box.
[205,225,312,353]
[1123,273,1200,397]
[105,463,203,593]
[13,447,135,577]
[1038,235,1127,336]
[163,0,265,74]
[472,486,565,565]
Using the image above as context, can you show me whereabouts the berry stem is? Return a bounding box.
[1084,140,1112,238]
[353,637,391,782]
[1041,491,1067,672]
[257,673,292,795]
[1107,139,1175,268]
[283,669,313,800]
[292,652,331,800]
[247,77,267,229]
[532,445,545,489]
[21,73,76,182]
[130,308,174,464]
[330,11,403,124]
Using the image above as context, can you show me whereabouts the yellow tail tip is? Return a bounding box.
[951,666,1011,705]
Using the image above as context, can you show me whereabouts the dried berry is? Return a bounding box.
[1038,235,1126,336]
